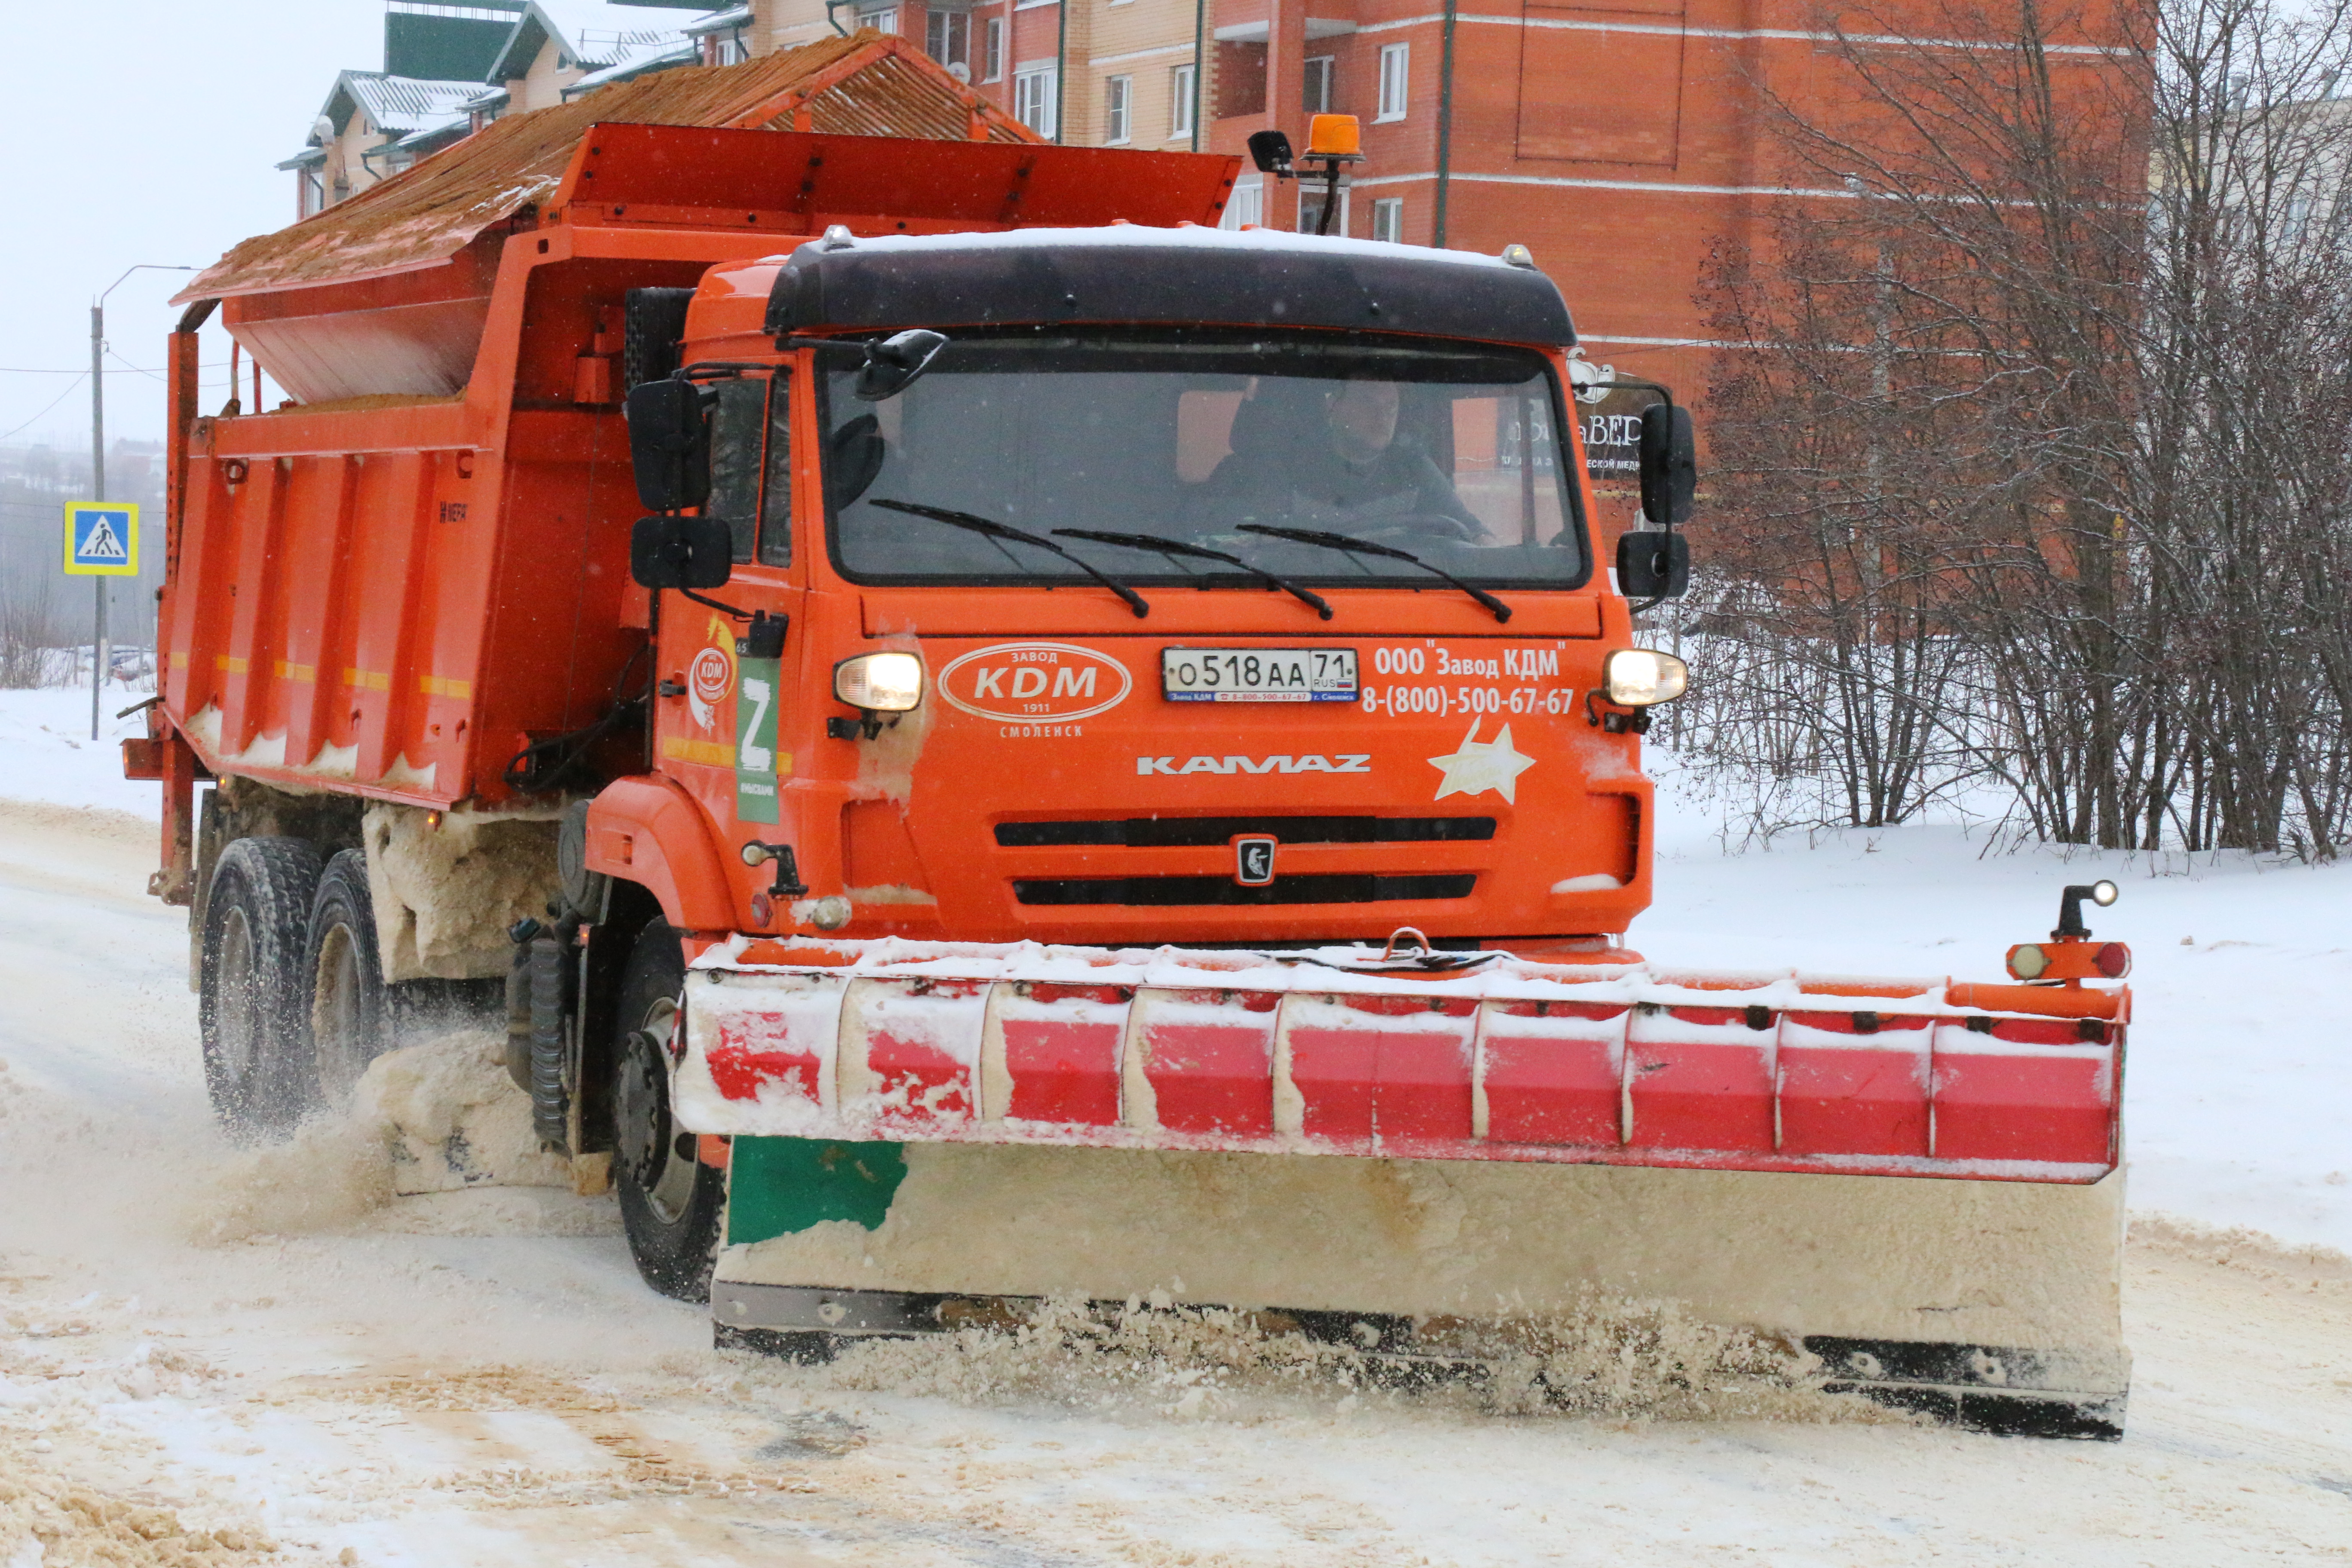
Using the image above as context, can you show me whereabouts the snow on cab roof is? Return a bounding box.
[776,224,1524,271]
[762,223,1574,345]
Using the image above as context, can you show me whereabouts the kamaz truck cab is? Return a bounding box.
[603,222,1693,958]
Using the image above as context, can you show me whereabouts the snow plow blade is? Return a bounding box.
[680,937,2130,1438]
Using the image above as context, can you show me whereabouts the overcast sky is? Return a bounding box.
[0,3,395,448]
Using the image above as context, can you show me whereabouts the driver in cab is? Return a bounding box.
[1187,377,1482,540]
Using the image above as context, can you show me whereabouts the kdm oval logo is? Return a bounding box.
[938,642,1133,723]
[687,643,733,730]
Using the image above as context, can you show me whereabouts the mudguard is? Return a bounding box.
[585,774,738,933]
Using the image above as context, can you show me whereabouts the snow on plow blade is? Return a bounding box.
[681,939,2131,1438]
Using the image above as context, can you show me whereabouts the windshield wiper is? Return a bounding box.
[1234,525,1512,623]
[1052,529,1332,620]
[871,499,1149,618]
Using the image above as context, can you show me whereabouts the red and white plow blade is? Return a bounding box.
[689,938,2134,1437]
[676,939,2123,1181]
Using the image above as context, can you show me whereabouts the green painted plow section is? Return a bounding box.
[725,1136,907,1246]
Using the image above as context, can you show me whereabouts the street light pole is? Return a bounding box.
[89,263,196,740]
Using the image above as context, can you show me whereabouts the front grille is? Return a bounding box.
[996,816,1497,848]
[1012,873,1478,906]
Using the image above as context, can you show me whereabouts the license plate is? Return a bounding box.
[1161,647,1359,703]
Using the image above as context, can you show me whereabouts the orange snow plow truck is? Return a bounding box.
[132,49,2133,1439]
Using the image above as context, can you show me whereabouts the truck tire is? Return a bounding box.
[199,836,325,1138]
[305,849,387,1112]
[613,922,723,1301]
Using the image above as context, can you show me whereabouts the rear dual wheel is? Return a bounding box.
[199,840,392,1136]
[306,850,387,1108]
[199,837,325,1137]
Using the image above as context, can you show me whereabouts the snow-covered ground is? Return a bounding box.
[1643,784,2352,1257]
[0,686,2346,1564]
[0,679,159,818]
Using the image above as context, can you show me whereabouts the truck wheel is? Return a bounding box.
[199,836,325,1138]
[306,848,386,1112]
[613,923,723,1302]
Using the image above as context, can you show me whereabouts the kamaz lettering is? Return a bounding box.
[1135,754,1373,775]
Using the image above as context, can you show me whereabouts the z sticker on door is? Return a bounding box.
[736,652,781,825]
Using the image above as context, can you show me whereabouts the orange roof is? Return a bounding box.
[178,32,1040,302]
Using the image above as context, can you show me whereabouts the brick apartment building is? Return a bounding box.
[291,0,2135,405]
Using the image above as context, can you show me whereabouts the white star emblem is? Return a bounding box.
[1426,720,1537,803]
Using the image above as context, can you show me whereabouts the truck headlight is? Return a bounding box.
[1603,649,1688,706]
[834,652,925,711]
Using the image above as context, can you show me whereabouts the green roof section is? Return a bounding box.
[385,3,528,81]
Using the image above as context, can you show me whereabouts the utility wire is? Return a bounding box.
[0,374,89,445]
[104,350,168,385]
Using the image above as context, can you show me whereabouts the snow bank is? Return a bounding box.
[0,685,157,820]
[1641,795,2352,1256]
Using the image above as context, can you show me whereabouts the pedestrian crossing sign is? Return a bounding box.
[63,502,138,576]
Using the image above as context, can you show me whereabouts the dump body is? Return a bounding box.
[156,129,1231,824]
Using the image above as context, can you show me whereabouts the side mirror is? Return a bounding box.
[1616,530,1691,601]
[1247,129,1295,176]
[854,329,949,402]
[630,514,734,590]
[1638,403,1698,526]
[625,379,710,511]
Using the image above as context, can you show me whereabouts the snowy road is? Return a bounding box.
[1,798,2348,1565]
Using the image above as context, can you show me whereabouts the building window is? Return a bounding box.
[1377,42,1409,122]
[1299,185,1348,235]
[861,6,898,34]
[1303,54,1333,114]
[1170,62,1194,138]
[1014,65,1058,138]
[1216,40,1267,119]
[1221,178,1262,229]
[984,17,1004,80]
[926,9,970,72]
[300,169,325,217]
[1372,196,1403,243]
[1104,74,1132,144]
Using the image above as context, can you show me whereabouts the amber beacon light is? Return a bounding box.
[1246,115,1365,236]
[1307,114,1362,158]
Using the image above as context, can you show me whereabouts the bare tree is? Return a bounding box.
[0,576,60,689]
[1693,0,2352,856]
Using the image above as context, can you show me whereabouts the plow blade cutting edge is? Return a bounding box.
[677,937,2130,1438]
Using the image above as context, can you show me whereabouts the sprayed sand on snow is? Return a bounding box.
[357,1026,568,1197]
[0,1461,273,1568]
[797,1291,1889,1427]
[190,1029,587,1244]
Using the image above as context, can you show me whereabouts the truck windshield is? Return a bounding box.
[815,332,1587,590]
